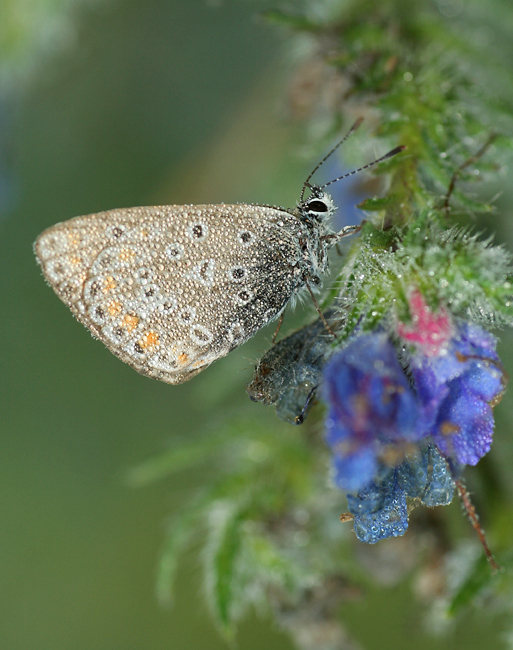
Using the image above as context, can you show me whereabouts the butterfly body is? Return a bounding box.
[35,196,336,383]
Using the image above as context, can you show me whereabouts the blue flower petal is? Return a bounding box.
[348,469,409,544]
[332,446,377,493]
[324,332,423,492]
[397,445,454,506]
[411,320,504,466]
[433,383,494,465]
[347,445,454,544]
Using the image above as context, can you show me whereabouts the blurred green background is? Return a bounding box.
[2,1,513,649]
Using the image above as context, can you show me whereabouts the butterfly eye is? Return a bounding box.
[306,199,329,213]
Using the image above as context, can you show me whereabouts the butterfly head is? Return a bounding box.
[298,185,336,225]
[297,118,405,230]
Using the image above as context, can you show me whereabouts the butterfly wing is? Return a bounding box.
[35,204,305,383]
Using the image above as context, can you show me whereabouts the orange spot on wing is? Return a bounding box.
[108,300,123,316]
[177,353,189,367]
[102,276,117,293]
[122,314,140,332]
[139,331,159,349]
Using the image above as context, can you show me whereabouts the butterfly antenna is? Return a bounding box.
[320,145,406,189]
[300,117,364,202]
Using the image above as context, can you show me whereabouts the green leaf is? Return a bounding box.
[156,489,212,606]
[358,196,396,212]
[246,534,303,595]
[204,501,245,635]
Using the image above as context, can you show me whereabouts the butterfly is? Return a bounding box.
[34,119,404,384]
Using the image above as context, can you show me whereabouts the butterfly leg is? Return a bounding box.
[272,312,285,343]
[306,282,336,337]
[321,222,364,246]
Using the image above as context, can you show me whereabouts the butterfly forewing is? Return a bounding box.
[35,204,305,383]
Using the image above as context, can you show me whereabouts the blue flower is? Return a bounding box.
[324,333,422,492]
[410,321,506,466]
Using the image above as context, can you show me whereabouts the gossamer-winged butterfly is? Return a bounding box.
[34,119,404,384]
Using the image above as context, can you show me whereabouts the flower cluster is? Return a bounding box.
[324,291,507,543]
